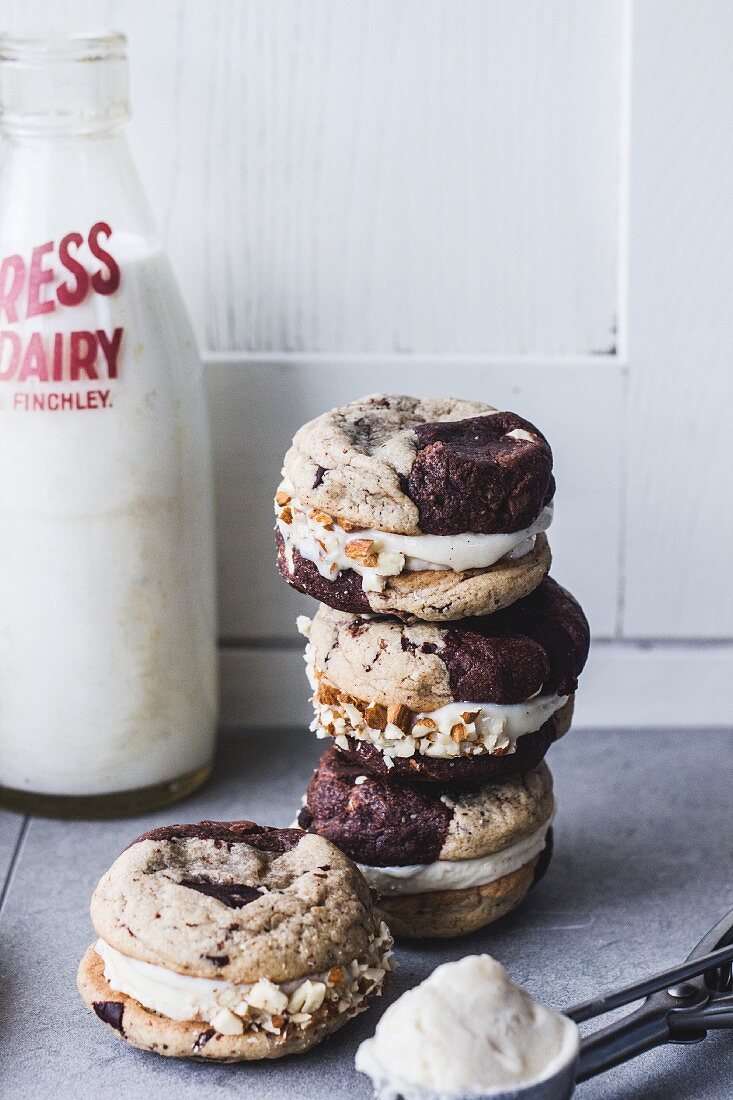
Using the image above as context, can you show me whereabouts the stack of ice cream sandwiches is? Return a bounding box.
[276,394,589,938]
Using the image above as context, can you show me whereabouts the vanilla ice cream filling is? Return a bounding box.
[276,488,552,593]
[304,645,566,763]
[358,813,553,897]
[95,924,392,1038]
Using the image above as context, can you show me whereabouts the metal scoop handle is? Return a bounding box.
[565,909,733,1084]
[567,942,733,1024]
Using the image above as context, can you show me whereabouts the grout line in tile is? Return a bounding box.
[0,816,30,919]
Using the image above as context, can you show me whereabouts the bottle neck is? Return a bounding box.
[0,32,159,299]
[1,123,127,146]
[0,32,129,140]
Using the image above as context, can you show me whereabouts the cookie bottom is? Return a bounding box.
[376,838,552,939]
[77,947,374,1061]
[337,705,573,784]
[277,531,551,622]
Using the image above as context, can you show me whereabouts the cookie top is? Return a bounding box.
[308,577,589,710]
[299,748,554,867]
[282,394,554,535]
[90,821,380,984]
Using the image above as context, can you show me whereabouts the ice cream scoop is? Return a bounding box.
[357,908,733,1099]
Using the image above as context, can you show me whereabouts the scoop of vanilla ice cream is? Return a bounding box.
[356,955,579,1098]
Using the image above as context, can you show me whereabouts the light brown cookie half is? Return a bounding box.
[440,762,554,861]
[308,605,454,713]
[375,858,541,939]
[90,824,376,983]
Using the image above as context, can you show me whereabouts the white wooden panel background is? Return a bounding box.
[4,0,733,728]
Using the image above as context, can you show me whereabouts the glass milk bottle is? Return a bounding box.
[0,33,218,816]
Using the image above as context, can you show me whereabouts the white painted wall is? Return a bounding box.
[4,0,732,727]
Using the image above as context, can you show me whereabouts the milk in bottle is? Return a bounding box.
[0,33,218,816]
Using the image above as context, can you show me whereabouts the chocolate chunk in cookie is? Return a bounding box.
[93,1001,125,1032]
[181,882,264,908]
[440,576,590,700]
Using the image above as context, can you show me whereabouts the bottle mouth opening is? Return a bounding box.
[0,30,129,135]
[0,30,126,64]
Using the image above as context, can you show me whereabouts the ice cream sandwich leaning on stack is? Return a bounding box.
[78,821,392,1059]
[276,395,589,938]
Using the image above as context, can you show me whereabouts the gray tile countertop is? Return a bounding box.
[1,727,732,1099]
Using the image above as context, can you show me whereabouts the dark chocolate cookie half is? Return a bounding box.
[277,531,371,614]
[439,576,590,701]
[298,748,452,865]
[407,412,554,535]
